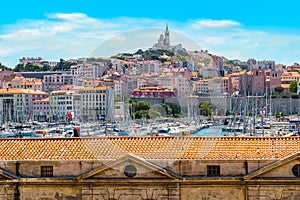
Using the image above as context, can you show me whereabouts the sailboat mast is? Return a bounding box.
[242,73,247,134]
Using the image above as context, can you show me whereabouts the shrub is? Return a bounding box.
[281,94,290,98]
[291,93,299,99]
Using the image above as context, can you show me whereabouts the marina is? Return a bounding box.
[1,116,299,138]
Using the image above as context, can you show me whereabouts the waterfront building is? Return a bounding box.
[0,88,48,124]
[49,90,78,123]
[32,97,49,122]
[1,137,300,199]
[78,86,110,122]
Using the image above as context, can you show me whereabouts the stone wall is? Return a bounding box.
[1,158,300,199]
[130,96,300,117]
[181,185,245,200]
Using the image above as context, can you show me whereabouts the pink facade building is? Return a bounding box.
[239,70,266,95]
[33,97,49,122]
[265,69,282,92]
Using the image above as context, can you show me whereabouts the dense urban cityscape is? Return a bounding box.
[0,24,299,137]
[1,1,300,198]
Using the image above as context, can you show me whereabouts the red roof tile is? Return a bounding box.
[1,136,300,160]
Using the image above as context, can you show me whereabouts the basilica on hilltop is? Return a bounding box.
[152,23,184,51]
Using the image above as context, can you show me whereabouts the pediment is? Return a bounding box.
[0,168,18,180]
[78,154,180,180]
[245,152,300,180]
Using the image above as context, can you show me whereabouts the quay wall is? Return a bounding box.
[132,97,300,116]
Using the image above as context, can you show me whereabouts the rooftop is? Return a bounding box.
[0,136,300,161]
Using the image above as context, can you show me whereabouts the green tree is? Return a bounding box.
[289,80,298,93]
[42,64,51,71]
[54,59,76,71]
[168,103,181,117]
[135,101,151,111]
[161,103,173,116]
[24,63,41,72]
[199,101,212,117]
[149,109,161,118]
[134,110,150,119]
[0,63,10,71]
[14,64,25,72]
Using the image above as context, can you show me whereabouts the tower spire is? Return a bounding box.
[164,23,170,46]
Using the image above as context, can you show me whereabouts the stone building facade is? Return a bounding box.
[1,136,300,199]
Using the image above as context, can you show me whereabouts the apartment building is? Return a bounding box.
[281,71,300,91]
[174,75,191,97]
[0,88,48,124]
[192,79,209,95]
[79,86,108,122]
[43,73,77,93]
[32,97,49,122]
[49,90,78,123]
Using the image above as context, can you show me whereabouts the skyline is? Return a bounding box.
[1,0,300,67]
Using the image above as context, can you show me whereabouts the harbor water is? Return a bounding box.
[194,125,225,136]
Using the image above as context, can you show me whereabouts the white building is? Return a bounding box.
[79,86,109,122]
[0,88,48,124]
[152,24,183,51]
[174,75,191,97]
[70,62,107,86]
[49,90,77,123]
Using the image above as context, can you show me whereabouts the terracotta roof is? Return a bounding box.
[1,136,300,161]
[0,88,47,95]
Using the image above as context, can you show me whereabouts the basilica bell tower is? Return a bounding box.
[164,23,170,46]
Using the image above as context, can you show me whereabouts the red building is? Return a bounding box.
[132,86,177,98]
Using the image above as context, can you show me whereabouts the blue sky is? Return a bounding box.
[1,0,300,67]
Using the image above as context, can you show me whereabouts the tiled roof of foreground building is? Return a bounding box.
[0,136,300,161]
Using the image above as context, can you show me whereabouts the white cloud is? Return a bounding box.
[0,13,299,67]
[191,19,241,29]
[46,13,88,21]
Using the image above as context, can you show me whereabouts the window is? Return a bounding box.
[124,165,137,178]
[41,166,53,177]
[207,165,220,176]
[292,164,300,177]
